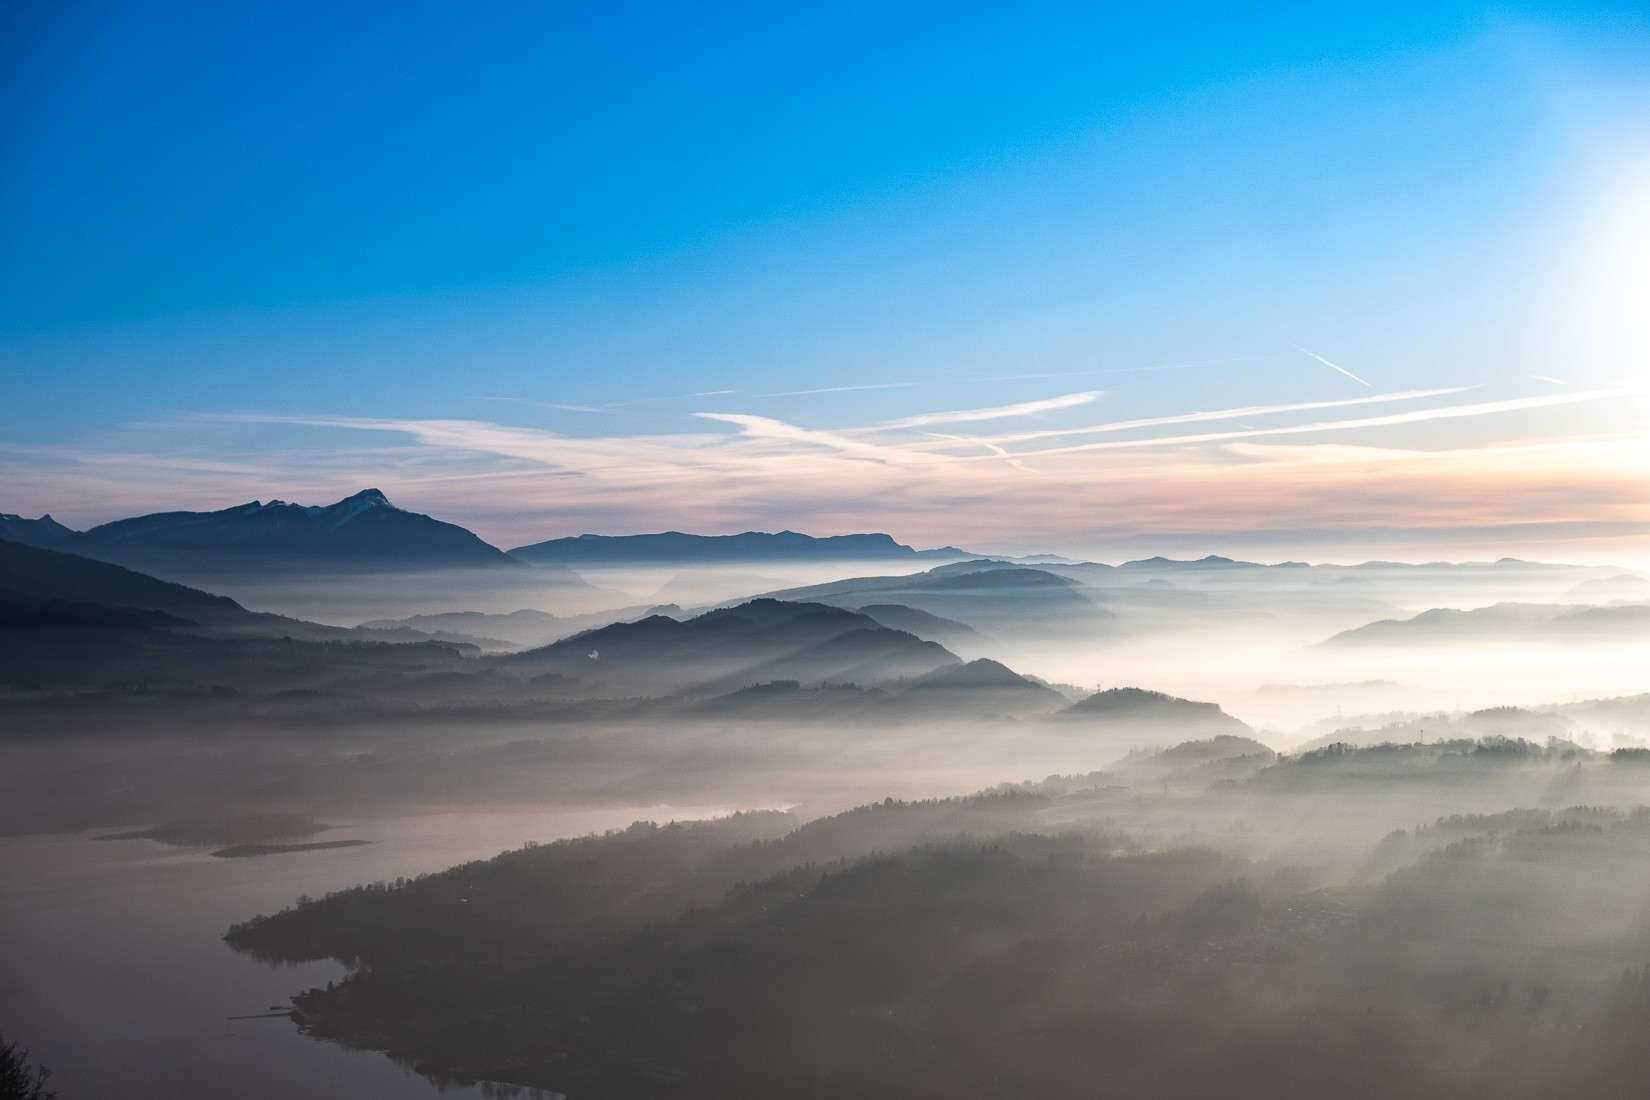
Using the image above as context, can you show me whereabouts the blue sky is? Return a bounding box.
[2,1,1647,559]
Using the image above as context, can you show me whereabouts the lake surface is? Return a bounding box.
[0,806,733,1100]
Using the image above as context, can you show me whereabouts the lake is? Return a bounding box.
[0,806,733,1100]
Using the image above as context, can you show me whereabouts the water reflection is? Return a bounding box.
[0,806,731,1099]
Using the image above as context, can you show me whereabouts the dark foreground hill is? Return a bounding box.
[1,537,244,621]
[0,537,385,642]
[227,738,1650,1100]
[0,538,504,700]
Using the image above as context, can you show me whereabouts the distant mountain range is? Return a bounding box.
[507,530,970,565]
[10,493,1630,596]
[1322,601,1650,647]
[1,535,1276,733]
[2,493,978,579]
[47,489,523,576]
[758,560,1114,637]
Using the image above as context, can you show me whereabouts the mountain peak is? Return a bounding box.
[322,488,396,526]
[67,488,522,573]
[335,488,393,508]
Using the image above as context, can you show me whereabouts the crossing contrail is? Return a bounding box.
[1296,346,1373,388]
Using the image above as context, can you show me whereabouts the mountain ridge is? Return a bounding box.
[64,488,521,575]
[508,529,971,565]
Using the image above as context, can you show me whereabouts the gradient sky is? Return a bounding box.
[2,1,1647,561]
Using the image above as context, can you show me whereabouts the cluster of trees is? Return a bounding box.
[0,1035,56,1100]
[226,738,1650,1098]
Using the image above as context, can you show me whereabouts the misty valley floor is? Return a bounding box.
[5,536,1650,1097]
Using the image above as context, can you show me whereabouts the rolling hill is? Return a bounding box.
[503,598,960,697]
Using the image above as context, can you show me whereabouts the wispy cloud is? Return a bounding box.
[694,412,939,466]
[996,387,1629,460]
[917,433,1036,472]
[956,387,1473,448]
[6,382,1642,563]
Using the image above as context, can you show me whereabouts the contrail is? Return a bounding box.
[874,391,1102,430]
[1296,346,1372,388]
[760,382,916,397]
[920,431,1035,472]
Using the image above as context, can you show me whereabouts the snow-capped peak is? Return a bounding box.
[323,488,396,526]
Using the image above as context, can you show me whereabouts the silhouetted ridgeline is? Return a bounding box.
[508,529,969,565]
[37,489,525,575]
[226,739,1650,1098]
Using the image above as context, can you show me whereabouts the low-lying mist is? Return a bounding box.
[6,543,1650,1098]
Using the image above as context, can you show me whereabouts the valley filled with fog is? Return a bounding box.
[3,495,1650,1097]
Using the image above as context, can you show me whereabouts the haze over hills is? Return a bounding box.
[9,512,1650,1100]
[502,598,962,697]
[1059,686,1252,735]
[7,495,1636,722]
[1322,601,1650,647]
[850,603,984,645]
[0,543,1093,730]
[357,609,566,651]
[0,537,389,643]
[220,735,1650,1100]
[759,560,1115,638]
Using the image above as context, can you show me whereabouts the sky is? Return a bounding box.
[2,1,1648,562]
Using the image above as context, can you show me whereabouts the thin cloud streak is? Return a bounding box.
[918,432,1036,472]
[10,423,1643,561]
[478,396,608,413]
[1297,346,1373,387]
[994,388,1630,460]
[11,381,1641,563]
[973,357,1260,382]
[872,391,1103,430]
[694,412,942,467]
[946,387,1473,448]
[759,382,917,397]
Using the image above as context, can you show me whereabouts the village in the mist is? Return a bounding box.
[5,2,1650,1098]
